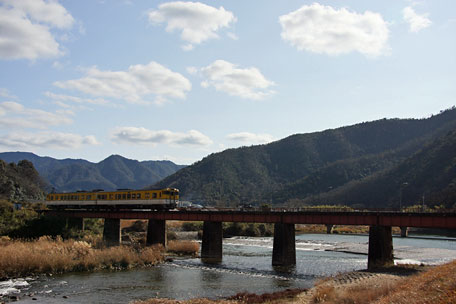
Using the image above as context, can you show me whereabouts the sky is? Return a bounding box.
[0,0,455,165]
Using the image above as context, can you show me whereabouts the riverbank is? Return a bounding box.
[0,236,198,280]
[132,261,456,304]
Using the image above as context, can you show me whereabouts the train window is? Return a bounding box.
[122,194,126,199]
[127,193,131,199]
[145,193,150,199]
[87,195,91,200]
[152,193,157,198]
[49,196,53,200]
[116,194,120,199]
[137,193,141,199]
[132,194,136,199]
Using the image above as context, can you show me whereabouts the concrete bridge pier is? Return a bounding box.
[368,225,393,269]
[326,224,334,234]
[146,219,167,247]
[400,226,409,237]
[201,221,223,263]
[103,218,121,246]
[66,217,84,231]
[272,223,296,266]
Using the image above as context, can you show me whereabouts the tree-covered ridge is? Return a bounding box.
[306,129,456,209]
[0,159,47,202]
[155,107,456,207]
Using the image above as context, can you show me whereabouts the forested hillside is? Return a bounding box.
[154,108,456,207]
[0,153,186,192]
[0,159,46,201]
[303,129,456,209]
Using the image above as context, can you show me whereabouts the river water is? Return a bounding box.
[2,234,455,303]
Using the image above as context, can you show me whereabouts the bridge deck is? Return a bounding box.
[44,210,456,229]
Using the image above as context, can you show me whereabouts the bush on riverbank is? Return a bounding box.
[167,240,199,256]
[223,222,273,237]
[0,236,164,279]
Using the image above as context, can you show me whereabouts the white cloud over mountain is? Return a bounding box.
[0,101,72,129]
[53,62,191,105]
[227,132,274,144]
[279,3,390,57]
[198,60,275,100]
[0,132,98,149]
[0,0,74,60]
[112,127,212,147]
[148,1,236,50]
[403,6,432,33]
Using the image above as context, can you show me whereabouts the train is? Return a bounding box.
[45,188,179,210]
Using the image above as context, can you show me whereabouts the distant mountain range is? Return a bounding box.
[0,153,186,192]
[154,107,456,209]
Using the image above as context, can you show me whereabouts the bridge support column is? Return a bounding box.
[326,224,334,234]
[66,217,84,231]
[368,225,393,269]
[146,219,167,247]
[103,218,121,247]
[201,221,222,263]
[272,223,296,266]
[400,226,409,238]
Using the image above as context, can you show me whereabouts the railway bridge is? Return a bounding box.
[45,209,456,270]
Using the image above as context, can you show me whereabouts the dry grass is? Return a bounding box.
[311,282,396,304]
[310,261,456,304]
[167,240,199,256]
[0,236,164,278]
[373,260,456,304]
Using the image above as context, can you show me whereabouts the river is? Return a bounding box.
[2,233,455,303]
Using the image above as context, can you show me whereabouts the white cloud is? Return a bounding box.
[403,6,431,33]
[0,88,17,99]
[53,62,191,105]
[0,131,99,149]
[44,91,109,105]
[148,1,236,50]
[279,3,390,57]
[112,127,213,147]
[198,60,275,100]
[0,101,72,129]
[227,132,275,144]
[0,0,74,60]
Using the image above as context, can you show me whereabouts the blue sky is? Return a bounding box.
[0,0,455,165]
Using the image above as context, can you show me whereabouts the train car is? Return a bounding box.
[45,188,179,210]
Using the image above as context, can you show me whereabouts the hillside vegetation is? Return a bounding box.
[0,153,185,192]
[155,108,456,208]
[0,159,46,202]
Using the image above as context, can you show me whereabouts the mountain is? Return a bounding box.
[0,159,47,201]
[302,129,456,209]
[0,153,186,192]
[154,107,456,207]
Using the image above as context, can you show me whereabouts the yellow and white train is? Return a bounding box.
[45,188,179,210]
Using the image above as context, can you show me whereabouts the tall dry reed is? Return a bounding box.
[0,236,164,278]
[167,240,199,256]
